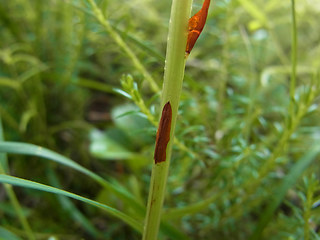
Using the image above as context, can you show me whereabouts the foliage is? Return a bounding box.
[0,0,319,239]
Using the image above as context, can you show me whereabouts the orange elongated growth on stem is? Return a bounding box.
[154,102,172,164]
[185,0,211,56]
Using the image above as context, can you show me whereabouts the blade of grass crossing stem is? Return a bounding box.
[0,174,143,233]
[142,0,193,239]
[249,147,320,240]
[0,119,35,240]
[47,168,100,238]
[0,141,145,215]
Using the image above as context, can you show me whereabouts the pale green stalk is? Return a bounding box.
[142,0,192,239]
[121,75,199,159]
[162,0,301,222]
[216,5,231,137]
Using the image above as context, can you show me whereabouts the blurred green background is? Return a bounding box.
[0,0,320,239]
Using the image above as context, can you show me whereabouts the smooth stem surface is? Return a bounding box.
[142,0,192,239]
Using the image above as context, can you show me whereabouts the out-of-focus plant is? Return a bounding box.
[0,0,319,239]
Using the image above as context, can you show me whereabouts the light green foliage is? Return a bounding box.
[0,0,319,239]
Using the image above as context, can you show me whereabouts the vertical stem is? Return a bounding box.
[289,0,297,119]
[0,118,35,240]
[142,0,192,239]
[303,185,312,240]
[216,4,231,143]
[239,25,257,141]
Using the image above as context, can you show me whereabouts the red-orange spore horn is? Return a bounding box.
[185,0,211,56]
[154,102,172,164]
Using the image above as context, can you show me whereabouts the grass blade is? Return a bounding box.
[0,174,143,233]
[249,147,320,239]
[0,120,35,240]
[0,141,145,215]
[47,168,100,238]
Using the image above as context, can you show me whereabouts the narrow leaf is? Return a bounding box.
[47,168,100,238]
[0,141,145,214]
[0,174,143,233]
[249,147,320,239]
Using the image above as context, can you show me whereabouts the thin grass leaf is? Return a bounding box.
[0,119,35,240]
[162,195,217,220]
[111,23,165,62]
[0,174,143,233]
[0,141,145,215]
[159,222,191,240]
[85,0,160,92]
[47,168,100,238]
[0,77,20,90]
[0,119,8,171]
[112,88,133,99]
[75,78,117,95]
[249,146,320,240]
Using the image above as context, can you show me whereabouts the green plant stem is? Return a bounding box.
[0,119,35,240]
[121,76,199,159]
[216,5,231,138]
[303,180,315,240]
[85,0,160,93]
[239,25,258,141]
[289,0,297,118]
[163,85,318,222]
[162,195,217,220]
[249,148,320,240]
[0,167,36,240]
[0,141,145,216]
[142,0,192,239]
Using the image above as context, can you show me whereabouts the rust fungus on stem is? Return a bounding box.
[154,101,172,164]
[185,0,211,57]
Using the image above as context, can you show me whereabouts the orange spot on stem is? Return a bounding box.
[154,102,172,164]
[185,0,211,56]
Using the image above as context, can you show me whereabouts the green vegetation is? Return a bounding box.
[0,0,319,239]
